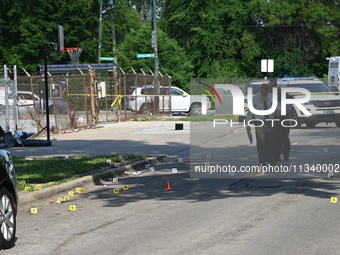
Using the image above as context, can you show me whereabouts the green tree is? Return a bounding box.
[116,24,193,90]
[248,0,340,77]
[161,0,261,78]
[0,0,99,73]
[2,0,340,80]
[100,0,142,58]
[162,0,340,78]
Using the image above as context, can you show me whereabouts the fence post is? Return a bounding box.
[89,66,97,124]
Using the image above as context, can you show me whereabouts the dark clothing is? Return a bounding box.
[255,122,276,164]
[274,88,293,161]
[274,123,291,160]
[246,91,278,165]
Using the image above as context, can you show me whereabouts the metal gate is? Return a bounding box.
[0,65,18,134]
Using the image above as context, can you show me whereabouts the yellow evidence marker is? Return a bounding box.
[57,198,64,203]
[76,188,84,193]
[31,208,38,214]
[330,197,338,203]
[24,187,31,192]
[114,189,120,194]
[69,205,77,211]
[64,196,71,201]
[35,185,43,190]
[68,191,75,197]
[123,185,129,190]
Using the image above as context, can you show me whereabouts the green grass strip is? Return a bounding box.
[14,154,146,191]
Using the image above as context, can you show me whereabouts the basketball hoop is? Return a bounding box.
[64,47,82,64]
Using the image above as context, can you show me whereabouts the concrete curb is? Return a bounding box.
[18,156,163,210]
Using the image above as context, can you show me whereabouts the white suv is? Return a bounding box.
[277,78,340,128]
[126,85,211,115]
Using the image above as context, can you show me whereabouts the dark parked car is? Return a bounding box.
[0,150,17,249]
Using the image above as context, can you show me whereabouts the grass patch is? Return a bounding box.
[14,154,147,191]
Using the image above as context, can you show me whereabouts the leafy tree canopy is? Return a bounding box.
[116,24,193,90]
[1,0,340,81]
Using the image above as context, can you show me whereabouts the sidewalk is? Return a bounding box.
[7,121,190,157]
[8,121,190,210]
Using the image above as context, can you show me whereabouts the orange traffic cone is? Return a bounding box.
[258,165,262,173]
[165,182,172,190]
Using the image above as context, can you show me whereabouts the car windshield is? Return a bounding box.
[285,83,331,93]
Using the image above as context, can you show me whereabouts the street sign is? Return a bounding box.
[136,53,155,58]
[261,59,274,72]
[100,57,115,61]
[152,31,157,48]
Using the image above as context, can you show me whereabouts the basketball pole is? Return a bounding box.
[40,25,63,144]
[43,42,51,142]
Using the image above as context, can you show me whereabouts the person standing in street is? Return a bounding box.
[268,79,292,161]
[246,83,278,166]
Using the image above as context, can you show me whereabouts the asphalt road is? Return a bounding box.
[2,121,340,254]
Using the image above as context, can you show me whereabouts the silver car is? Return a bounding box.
[0,91,68,115]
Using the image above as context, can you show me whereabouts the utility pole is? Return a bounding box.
[98,0,103,64]
[110,0,116,49]
[151,0,159,114]
[110,0,119,121]
[151,0,158,76]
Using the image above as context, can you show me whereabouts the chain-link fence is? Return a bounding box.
[109,73,172,116]
[8,70,172,134]
[0,65,18,133]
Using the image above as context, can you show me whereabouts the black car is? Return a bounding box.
[0,150,17,249]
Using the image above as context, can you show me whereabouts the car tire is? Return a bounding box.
[190,103,202,115]
[306,122,317,128]
[0,186,16,250]
[289,109,301,128]
[49,105,62,114]
[138,103,153,115]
